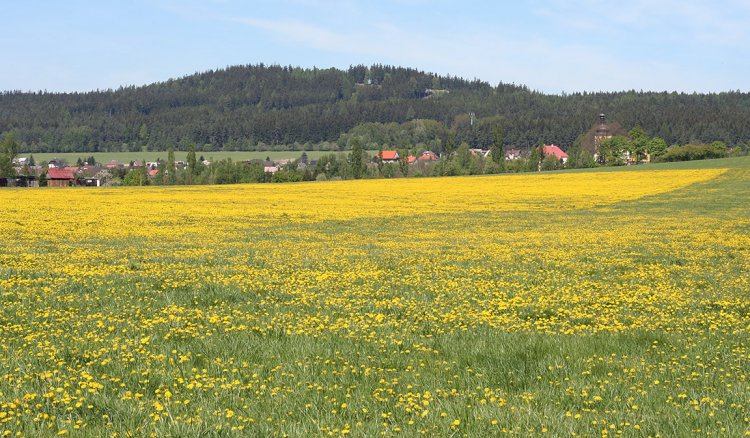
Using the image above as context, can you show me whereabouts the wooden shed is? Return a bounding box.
[47,168,75,187]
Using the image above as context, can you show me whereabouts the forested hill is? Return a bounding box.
[2,63,750,153]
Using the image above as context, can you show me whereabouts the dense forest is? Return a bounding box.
[2,63,750,154]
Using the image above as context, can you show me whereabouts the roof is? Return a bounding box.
[148,169,159,176]
[418,151,439,161]
[406,155,418,164]
[543,145,568,160]
[47,168,75,180]
[377,150,399,160]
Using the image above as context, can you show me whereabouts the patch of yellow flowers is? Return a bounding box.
[0,167,748,436]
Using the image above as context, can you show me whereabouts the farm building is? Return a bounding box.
[47,168,76,187]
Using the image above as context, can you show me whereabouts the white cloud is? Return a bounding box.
[230,12,733,92]
[532,0,749,46]
[232,17,357,52]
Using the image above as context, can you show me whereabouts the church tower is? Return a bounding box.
[593,113,611,163]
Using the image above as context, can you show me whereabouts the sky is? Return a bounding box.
[2,0,749,94]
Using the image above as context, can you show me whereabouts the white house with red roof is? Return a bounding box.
[542,145,568,164]
[376,150,400,163]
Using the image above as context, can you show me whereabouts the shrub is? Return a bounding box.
[657,142,728,162]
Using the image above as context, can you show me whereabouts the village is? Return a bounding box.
[1,144,574,188]
[1,114,666,188]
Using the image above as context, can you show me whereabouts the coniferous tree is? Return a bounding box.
[350,139,365,179]
[2,64,749,154]
[167,147,176,185]
[186,143,197,183]
[491,125,505,171]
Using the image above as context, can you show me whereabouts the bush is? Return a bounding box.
[657,142,728,162]
[541,155,562,171]
[121,168,150,186]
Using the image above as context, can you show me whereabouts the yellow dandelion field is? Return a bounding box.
[0,162,749,436]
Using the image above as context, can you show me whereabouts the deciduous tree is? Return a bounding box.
[0,133,19,177]
[491,125,505,171]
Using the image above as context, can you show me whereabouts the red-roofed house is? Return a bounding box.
[406,155,418,164]
[543,145,568,164]
[376,150,400,163]
[148,169,159,177]
[106,160,123,169]
[47,168,75,187]
[417,151,439,162]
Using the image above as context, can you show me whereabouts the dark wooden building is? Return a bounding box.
[47,168,75,187]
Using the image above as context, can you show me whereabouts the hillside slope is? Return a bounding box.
[2,64,750,153]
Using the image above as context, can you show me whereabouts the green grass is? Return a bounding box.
[1,157,749,436]
[562,154,750,173]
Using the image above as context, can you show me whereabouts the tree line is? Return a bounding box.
[3,64,750,155]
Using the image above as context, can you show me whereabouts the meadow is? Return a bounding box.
[0,158,748,436]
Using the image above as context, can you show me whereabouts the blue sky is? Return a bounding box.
[2,0,749,93]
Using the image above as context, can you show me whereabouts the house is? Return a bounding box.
[417,151,439,162]
[542,144,569,164]
[80,165,99,175]
[264,165,280,174]
[0,176,37,188]
[505,148,522,160]
[47,168,76,187]
[148,169,159,177]
[376,150,400,163]
[79,177,102,187]
[470,149,490,158]
[406,155,418,164]
[17,175,38,187]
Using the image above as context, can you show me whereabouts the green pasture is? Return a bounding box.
[0,157,748,437]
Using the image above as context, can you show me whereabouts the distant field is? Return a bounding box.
[0,157,748,436]
[22,150,378,163]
